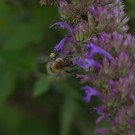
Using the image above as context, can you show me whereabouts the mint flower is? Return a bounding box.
[43,0,135,134]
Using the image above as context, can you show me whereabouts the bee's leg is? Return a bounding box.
[65,69,77,73]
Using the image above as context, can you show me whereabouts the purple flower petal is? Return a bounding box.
[50,22,73,33]
[96,114,105,124]
[74,58,101,71]
[95,105,107,115]
[54,36,68,51]
[82,86,102,103]
[96,128,112,134]
[76,74,89,83]
[87,43,113,60]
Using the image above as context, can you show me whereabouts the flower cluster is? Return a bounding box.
[43,0,135,134]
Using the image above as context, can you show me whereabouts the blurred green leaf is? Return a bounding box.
[60,97,79,135]
[33,75,52,97]
[3,20,44,50]
[0,49,37,74]
[77,109,96,135]
[0,105,25,135]
[55,81,82,101]
[0,65,17,105]
[17,117,48,135]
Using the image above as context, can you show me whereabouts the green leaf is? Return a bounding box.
[55,81,82,101]
[60,97,79,135]
[33,75,52,97]
[3,20,45,50]
[77,110,95,135]
[0,105,25,135]
[0,64,17,105]
[17,117,48,135]
[0,50,37,74]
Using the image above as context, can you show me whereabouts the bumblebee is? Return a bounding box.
[47,56,76,77]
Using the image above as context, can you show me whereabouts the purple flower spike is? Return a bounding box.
[46,0,135,134]
[82,86,101,103]
[54,36,68,51]
[50,22,73,33]
[87,43,113,60]
[96,128,112,134]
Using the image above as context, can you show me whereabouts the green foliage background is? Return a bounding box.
[0,0,134,135]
